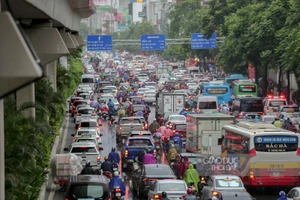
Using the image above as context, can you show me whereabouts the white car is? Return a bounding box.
[166,115,186,126]
[147,180,188,200]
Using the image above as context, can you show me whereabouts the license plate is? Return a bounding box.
[113,167,118,171]
[116,192,121,196]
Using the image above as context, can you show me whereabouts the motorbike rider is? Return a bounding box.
[109,171,126,198]
[81,160,95,175]
[277,191,287,200]
[101,156,113,174]
[143,148,156,164]
[149,119,160,133]
[184,188,198,200]
[180,108,187,116]
[108,148,120,164]
[161,191,170,200]
[167,144,178,163]
[173,132,183,148]
[184,164,200,191]
[178,156,191,179]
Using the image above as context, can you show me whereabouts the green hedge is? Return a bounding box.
[5,49,83,200]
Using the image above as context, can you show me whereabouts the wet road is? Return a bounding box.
[44,105,280,200]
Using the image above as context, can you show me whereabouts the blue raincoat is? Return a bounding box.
[108,148,120,164]
[109,176,126,196]
[173,132,183,147]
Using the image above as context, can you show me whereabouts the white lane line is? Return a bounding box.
[48,114,70,200]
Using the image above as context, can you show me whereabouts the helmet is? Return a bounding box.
[187,188,193,194]
[279,191,286,196]
[104,156,109,160]
[113,171,119,176]
[161,191,167,198]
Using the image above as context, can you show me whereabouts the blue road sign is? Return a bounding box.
[140,34,166,50]
[191,32,217,49]
[87,35,112,51]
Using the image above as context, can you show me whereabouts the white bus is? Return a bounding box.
[220,121,300,188]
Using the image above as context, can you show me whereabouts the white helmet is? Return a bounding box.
[113,171,119,176]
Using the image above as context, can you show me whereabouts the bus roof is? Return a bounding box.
[223,121,294,136]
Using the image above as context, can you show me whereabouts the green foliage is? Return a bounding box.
[5,49,83,200]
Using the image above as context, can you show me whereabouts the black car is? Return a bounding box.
[132,164,176,197]
[65,175,111,200]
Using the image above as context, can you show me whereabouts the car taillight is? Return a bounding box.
[152,194,162,199]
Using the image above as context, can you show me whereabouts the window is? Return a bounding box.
[215,178,243,188]
[71,147,97,153]
[159,183,186,191]
[69,184,108,199]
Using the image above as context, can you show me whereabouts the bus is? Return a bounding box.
[231,80,258,98]
[224,74,247,85]
[220,121,300,187]
[203,81,231,105]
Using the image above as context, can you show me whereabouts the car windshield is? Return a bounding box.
[80,122,97,127]
[216,178,243,188]
[78,109,94,114]
[120,119,141,124]
[71,147,97,153]
[128,139,152,147]
[159,183,186,192]
[169,116,185,121]
[69,184,107,199]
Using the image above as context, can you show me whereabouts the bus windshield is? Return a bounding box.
[240,99,263,112]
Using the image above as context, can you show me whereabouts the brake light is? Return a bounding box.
[152,194,161,199]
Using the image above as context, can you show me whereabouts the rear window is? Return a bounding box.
[69,184,109,199]
[78,109,94,114]
[120,119,141,124]
[159,183,186,191]
[71,147,97,153]
[81,78,94,83]
[145,166,174,176]
[199,101,217,109]
[80,122,97,127]
[128,139,152,147]
[215,178,243,188]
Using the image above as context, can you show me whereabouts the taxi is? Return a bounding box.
[264,95,287,114]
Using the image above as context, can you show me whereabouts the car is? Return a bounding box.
[78,118,102,135]
[74,107,98,128]
[137,88,150,96]
[69,96,83,112]
[132,164,176,197]
[70,132,103,151]
[287,187,300,200]
[166,115,186,127]
[200,175,247,200]
[144,91,156,105]
[129,130,152,138]
[71,100,87,117]
[147,180,188,200]
[65,175,111,200]
[64,142,101,169]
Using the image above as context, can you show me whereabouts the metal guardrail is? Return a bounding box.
[112,37,225,46]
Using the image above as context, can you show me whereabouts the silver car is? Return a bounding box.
[147,180,188,200]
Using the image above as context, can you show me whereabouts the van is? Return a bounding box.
[65,175,111,200]
[197,96,218,113]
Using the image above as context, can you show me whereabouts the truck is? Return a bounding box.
[155,93,185,119]
[185,113,234,156]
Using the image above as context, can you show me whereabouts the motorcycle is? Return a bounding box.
[112,186,123,200]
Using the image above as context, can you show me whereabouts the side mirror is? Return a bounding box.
[71,134,75,137]
[63,148,69,152]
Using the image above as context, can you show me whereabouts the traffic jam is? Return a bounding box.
[49,52,300,200]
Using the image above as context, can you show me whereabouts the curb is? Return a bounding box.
[38,114,68,200]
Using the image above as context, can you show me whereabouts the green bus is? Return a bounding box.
[231,80,258,97]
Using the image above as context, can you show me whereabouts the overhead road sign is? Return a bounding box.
[191,32,217,49]
[140,34,166,50]
[87,35,112,51]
